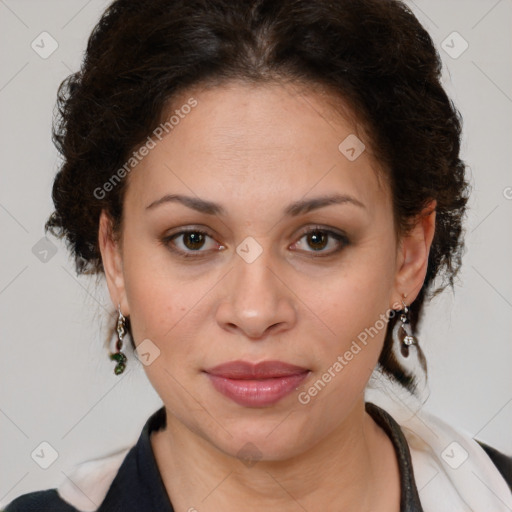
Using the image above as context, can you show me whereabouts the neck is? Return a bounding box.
[150,396,400,512]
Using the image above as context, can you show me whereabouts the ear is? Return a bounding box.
[98,210,129,315]
[391,199,437,306]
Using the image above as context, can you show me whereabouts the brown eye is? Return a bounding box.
[162,229,222,258]
[292,227,349,256]
[306,230,328,251]
[181,231,206,250]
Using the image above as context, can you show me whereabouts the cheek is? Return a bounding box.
[295,285,391,426]
[310,245,395,333]
[121,238,215,355]
[299,242,396,386]
[121,236,178,340]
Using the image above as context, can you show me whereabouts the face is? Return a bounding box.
[100,81,435,461]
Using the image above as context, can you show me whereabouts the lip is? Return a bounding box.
[204,360,309,379]
[203,360,310,407]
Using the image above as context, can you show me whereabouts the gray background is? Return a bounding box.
[1,0,511,506]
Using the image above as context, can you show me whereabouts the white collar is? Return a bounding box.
[366,384,512,511]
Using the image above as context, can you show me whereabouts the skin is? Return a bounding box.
[99,80,436,512]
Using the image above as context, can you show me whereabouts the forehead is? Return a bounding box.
[123,81,390,219]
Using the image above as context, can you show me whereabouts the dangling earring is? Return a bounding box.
[366,296,429,412]
[110,303,127,375]
[398,299,416,358]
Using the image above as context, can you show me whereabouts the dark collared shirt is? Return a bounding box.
[4,402,511,512]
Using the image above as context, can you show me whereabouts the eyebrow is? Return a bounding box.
[145,193,366,216]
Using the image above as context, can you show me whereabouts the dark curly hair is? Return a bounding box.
[45,0,470,393]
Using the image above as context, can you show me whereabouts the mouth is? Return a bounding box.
[203,360,311,407]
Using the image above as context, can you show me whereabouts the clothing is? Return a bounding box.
[3,400,512,512]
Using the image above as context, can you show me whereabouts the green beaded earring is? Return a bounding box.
[110,303,127,375]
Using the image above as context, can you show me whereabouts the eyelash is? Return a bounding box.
[161,226,350,259]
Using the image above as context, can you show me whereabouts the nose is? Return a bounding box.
[215,245,298,340]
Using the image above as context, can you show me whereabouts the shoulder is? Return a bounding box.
[3,447,132,512]
[2,408,166,512]
[365,390,512,510]
[477,440,512,491]
[2,489,78,511]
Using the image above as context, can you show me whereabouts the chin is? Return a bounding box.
[205,418,315,463]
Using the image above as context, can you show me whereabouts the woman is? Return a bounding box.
[4,0,511,511]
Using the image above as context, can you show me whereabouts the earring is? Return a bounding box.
[366,296,429,413]
[110,303,127,375]
[398,299,416,358]
[384,294,429,401]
